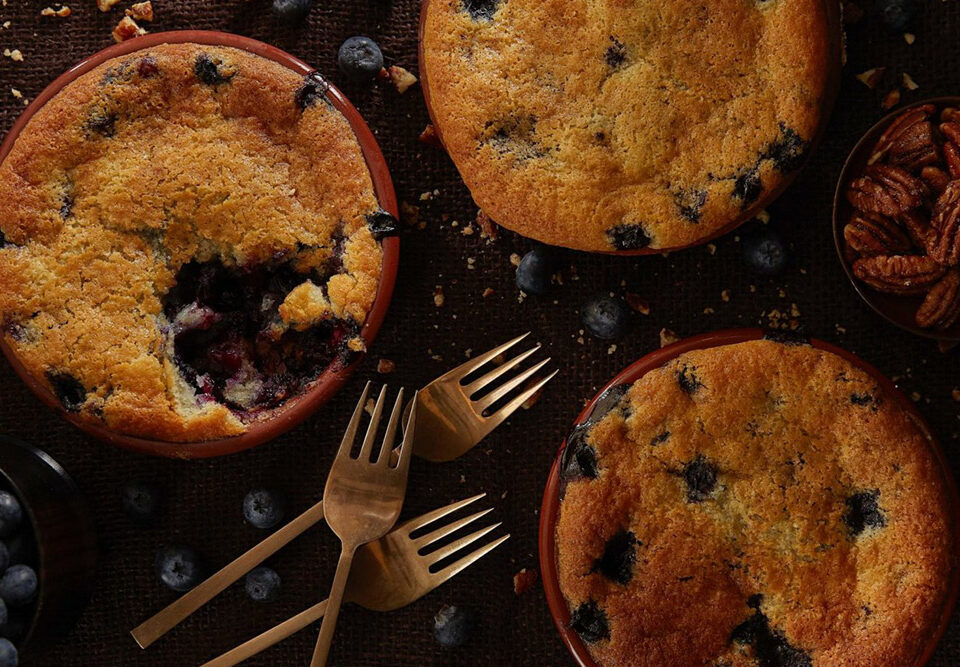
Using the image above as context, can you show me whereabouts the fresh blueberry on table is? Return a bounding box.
[433,604,474,648]
[516,247,555,295]
[879,0,914,32]
[0,493,22,539]
[121,480,161,526]
[155,546,204,593]
[338,37,384,82]
[740,227,788,275]
[245,566,281,603]
[0,638,16,667]
[581,296,631,340]
[0,565,37,608]
[243,489,285,530]
[272,0,312,25]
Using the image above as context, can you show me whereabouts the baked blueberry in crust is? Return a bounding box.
[0,44,385,442]
[556,340,954,666]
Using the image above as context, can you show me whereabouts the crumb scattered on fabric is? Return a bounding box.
[856,67,885,90]
[660,328,680,347]
[3,48,22,61]
[386,65,418,94]
[513,568,539,595]
[97,0,121,11]
[376,358,396,374]
[482,287,495,298]
[112,15,146,42]
[126,1,153,21]
[902,73,919,91]
[433,285,445,307]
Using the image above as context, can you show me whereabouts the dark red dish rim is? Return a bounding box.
[538,328,960,667]
[0,31,400,459]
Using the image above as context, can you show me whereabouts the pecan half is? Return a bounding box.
[943,107,960,124]
[846,164,927,218]
[844,212,912,258]
[921,166,950,194]
[930,182,960,266]
[871,105,939,171]
[853,255,947,295]
[944,142,960,180]
[916,270,960,329]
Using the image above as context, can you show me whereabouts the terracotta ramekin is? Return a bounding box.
[0,31,400,459]
[417,1,843,255]
[0,436,98,659]
[833,97,960,342]
[538,328,960,667]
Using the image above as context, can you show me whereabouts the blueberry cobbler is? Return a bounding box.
[556,339,954,665]
[0,44,396,441]
[421,0,834,251]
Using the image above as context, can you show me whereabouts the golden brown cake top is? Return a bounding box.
[422,0,832,251]
[556,339,955,666]
[0,43,390,442]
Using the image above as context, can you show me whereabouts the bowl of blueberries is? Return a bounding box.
[0,436,97,665]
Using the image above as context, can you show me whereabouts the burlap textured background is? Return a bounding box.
[0,0,958,664]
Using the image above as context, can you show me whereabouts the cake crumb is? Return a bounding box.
[461,224,475,236]
[113,16,146,42]
[703,307,715,315]
[10,88,22,99]
[433,285,445,307]
[3,49,22,61]
[97,0,121,10]
[721,290,731,302]
[509,253,522,268]
[513,568,539,595]
[706,243,717,255]
[856,67,885,90]
[904,33,916,45]
[482,287,495,298]
[476,210,499,241]
[41,5,71,17]
[399,201,420,228]
[902,73,919,91]
[385,65,418,94]
[126,1,154,21]
[376,358,396,374]
[660,328,680,347]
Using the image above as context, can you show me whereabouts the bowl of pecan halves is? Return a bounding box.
[834,97,960,341]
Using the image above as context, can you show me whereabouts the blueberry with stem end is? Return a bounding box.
[581,296,631,340]
[433,604,474,647]
[272,0,312,25]
[516,247,555,295]
[741,226,788,275]
[337,37,384,82]
[245,566,281,603]
[0,638,16,667]
[0,565,37,607]
[155,546,204,593]
[121,480,161,526]
[0,493,19,539]
[243,489,285,530]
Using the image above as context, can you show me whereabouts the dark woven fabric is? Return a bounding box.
[0,1,958,665]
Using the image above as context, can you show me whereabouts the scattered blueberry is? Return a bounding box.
[155,546,204,593]
[740,226,788,275]
[0,597,6,628]
[516,247,555,295]
[272,0,312,25]
[879,0,914,32]
[0,542,7,574]
[337,37,384,82]
[243,489,285,530]
[0,493,22,539]
[245,566,281,603]
[0,565,37,607]
[121,480,161,526]
[581,296,630,340]
[433,604,474,648]
[0,638,15,667]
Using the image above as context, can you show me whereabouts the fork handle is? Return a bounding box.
[310,546,356,667]
[131,498,326,649]
[200,599,330,667]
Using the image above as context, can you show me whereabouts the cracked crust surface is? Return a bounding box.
[422,0,832,251]
[557,340,954,666]
[0,43,383,442]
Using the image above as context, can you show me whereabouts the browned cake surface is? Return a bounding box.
[0,43,385,442]
[557,339,955,666]
[422,0,833,251]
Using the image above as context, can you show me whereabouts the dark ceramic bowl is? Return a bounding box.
[833,97,960,342]
[0,31,400,459]
[417,1,843,255]
[0,435,97,659]
[538,328,960,667]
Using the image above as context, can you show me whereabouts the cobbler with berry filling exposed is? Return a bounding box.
[556,339,955,666]
[0,43,396,442]
[421,0,835,251]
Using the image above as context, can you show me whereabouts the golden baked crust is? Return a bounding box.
[0,43,387,442]
[422,0,832,251]
[556,339,955,666]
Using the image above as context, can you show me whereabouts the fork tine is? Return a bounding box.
[376,388,405,465]
[358,385,389,461]
[393,390,418,472]
[337,382,372,457]
[397,494,486,534]
[436,332,530,383]
[481,369,558,429]
[411,508,494,549]
[423,523,502,566]
[475,358,551,412]
[431,534,510,584]
[463,344,541,396]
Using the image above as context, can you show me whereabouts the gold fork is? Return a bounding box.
[309,383,417,666]
[201,494,507,667]
[131,334,553,649]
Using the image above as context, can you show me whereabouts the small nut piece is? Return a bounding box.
[852,255,947,295]
[930,181,960,266]
[916,270,960,329]
[846,164,927,218]
[843,212,912,258]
